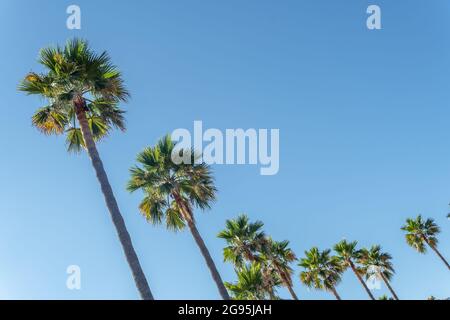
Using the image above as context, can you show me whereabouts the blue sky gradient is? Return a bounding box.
[0,0,449,299]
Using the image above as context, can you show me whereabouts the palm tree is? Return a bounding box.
[19,39,153,300]
[299,247,343,300]
[262,239,299,300]
[225,263,279,300]
[334,240,375,300]
[401,215,449,270]
[217,214,267,268]
[359,245,399,300]
[127,135,230,299]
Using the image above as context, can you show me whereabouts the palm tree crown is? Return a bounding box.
[401,215,440,254]
[333,240,360,266]
[358,245,395,281]
[127,135,216,229]
[299,247,343,299]
[19,38,128,152]
[401,215,449,270]
[218,214,267,268]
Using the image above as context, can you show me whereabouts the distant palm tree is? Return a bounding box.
[225,263,280,300]
[262,239,299,300]
[299,247,343,300]
[19,39,153,299]
[334,240,375,300]
[401,215,449,270]
[127,135,230,299]
[359,245,399,300]
[218,214,267,268]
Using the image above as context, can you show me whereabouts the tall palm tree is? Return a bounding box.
[19,39,153,300]
[334,240,375,300]
[225,263,279,300]
[262,239,299,300]
[299,247,343,300]
[217,214,267,268]
[401,215,449,270]
[359,245,399,300]
[127,135,230,299]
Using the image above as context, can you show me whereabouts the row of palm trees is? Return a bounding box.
[217,215,389,300]
[19,38,449,300]
[219,214,449,300]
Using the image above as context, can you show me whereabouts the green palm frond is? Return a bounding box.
[19,73,59,97]
[138,192,167,226]
[88,115,110,141]
[165,201,186,231]
[65,128,85,153]
[87,99,126,131]
[31,107,68,135]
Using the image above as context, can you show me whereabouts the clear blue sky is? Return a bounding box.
[0,0,449,300]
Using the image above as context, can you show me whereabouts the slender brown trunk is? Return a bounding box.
[75,100,153,300]
[268,291,277,300]
[286,282,299,300]
[173,195,230,300]
[186,219,231,300]
[329,286,342,300]
[380,273,399,300]
[349,261,375,300]
[274,265,298,300]
[426,240,450,270]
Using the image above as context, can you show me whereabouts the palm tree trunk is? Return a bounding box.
[186,219,231,300]
[426,241,450,270]
[286,283,299,300]
[349,261,375,300]
[380,273,399,300]
[329,286,342,300]
[173,194,230,300]
[268,291,277,300]
[274,266,298,300]
[75,101,154,300]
